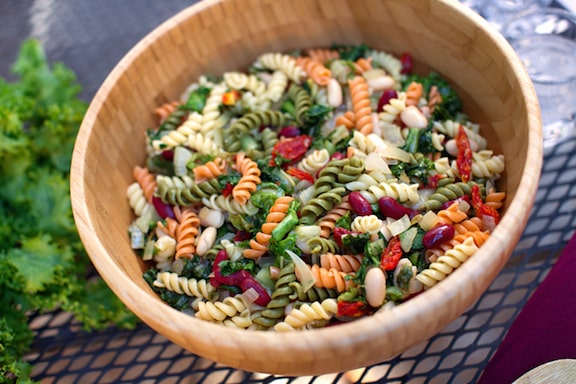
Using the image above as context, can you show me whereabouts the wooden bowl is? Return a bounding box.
[71,0,542,376]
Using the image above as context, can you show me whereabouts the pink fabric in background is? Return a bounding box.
[477,233,576,384]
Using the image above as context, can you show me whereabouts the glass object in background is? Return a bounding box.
[482,0,553,30]
[502,7,576,148]
[458,0,487,14]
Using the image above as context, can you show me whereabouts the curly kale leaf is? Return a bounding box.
[0,39,139,382]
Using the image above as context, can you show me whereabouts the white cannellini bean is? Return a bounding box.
[364,267,387,308]
[445,139,458,156]
[198,207,225,228]
[327,78,343,107]
[366,75,395,91]
[195,226,217,257]
[400,105,428,128]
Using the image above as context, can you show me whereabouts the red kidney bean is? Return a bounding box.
[330,151,346,161]
[278,126,301,138]
[423,224,455,249]
[377,89,398,113]
[333,227,359,247]
[400,52,413,74]
[161,150,174,161]
[348,191,373,216]
[152,196,175,219]
[240,277,271,306]
[378,196,417,220]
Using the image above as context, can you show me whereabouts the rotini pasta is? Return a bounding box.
[348,76,373,135]
[129,45,506,331]
[232,153,261,205]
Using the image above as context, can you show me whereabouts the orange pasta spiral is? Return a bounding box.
[428,85,443,113]
[335,110,355,130]
[244,196,294,259]
[133,165,157,203]
[454,217,484,235]
[348,76,373,135]
[305,48,339,64]
[154,100,181,124]
[157,217,178,238]
[318,195,351,238]
[354,57,373,74]
[485,190,506,210]
[175,209,200,259]
[405,81,423,106]
[232,153,261,205]
[436,202,468,225]
[320,253,362,273]
[454,230,490,247]
[193,157,227,183]
[309,264,355,293]
[295,57,331,86]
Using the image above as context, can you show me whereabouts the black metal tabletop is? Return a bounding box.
[2,1,575,383]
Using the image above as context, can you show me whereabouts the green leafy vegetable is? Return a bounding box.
[402,71,462,120]
[0,39,138,382]
[219,258,258,276]
[342,233,371,255]
[184,85,211,112]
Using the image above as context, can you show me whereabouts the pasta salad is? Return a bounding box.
[127,44,506,331]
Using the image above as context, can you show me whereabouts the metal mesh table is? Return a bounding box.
[2,1,574,383]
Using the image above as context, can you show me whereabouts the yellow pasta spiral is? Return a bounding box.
[416,237,479,289]
[195,295,247,322]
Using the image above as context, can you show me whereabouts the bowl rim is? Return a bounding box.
[70,0,543,375]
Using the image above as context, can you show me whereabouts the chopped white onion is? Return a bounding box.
[295,225,321,253]
[298,184,316,206]
[365,152,392,173]
[129,225,145,249]
[143,238,155,261]
[243,287,260,304]
[483,215,497,233]
[286,250,316,292]
[387,215,411,237]
[458,200,471,214]
[418,211,438,231]
[400,227,418,253]
[377,146,411,163]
